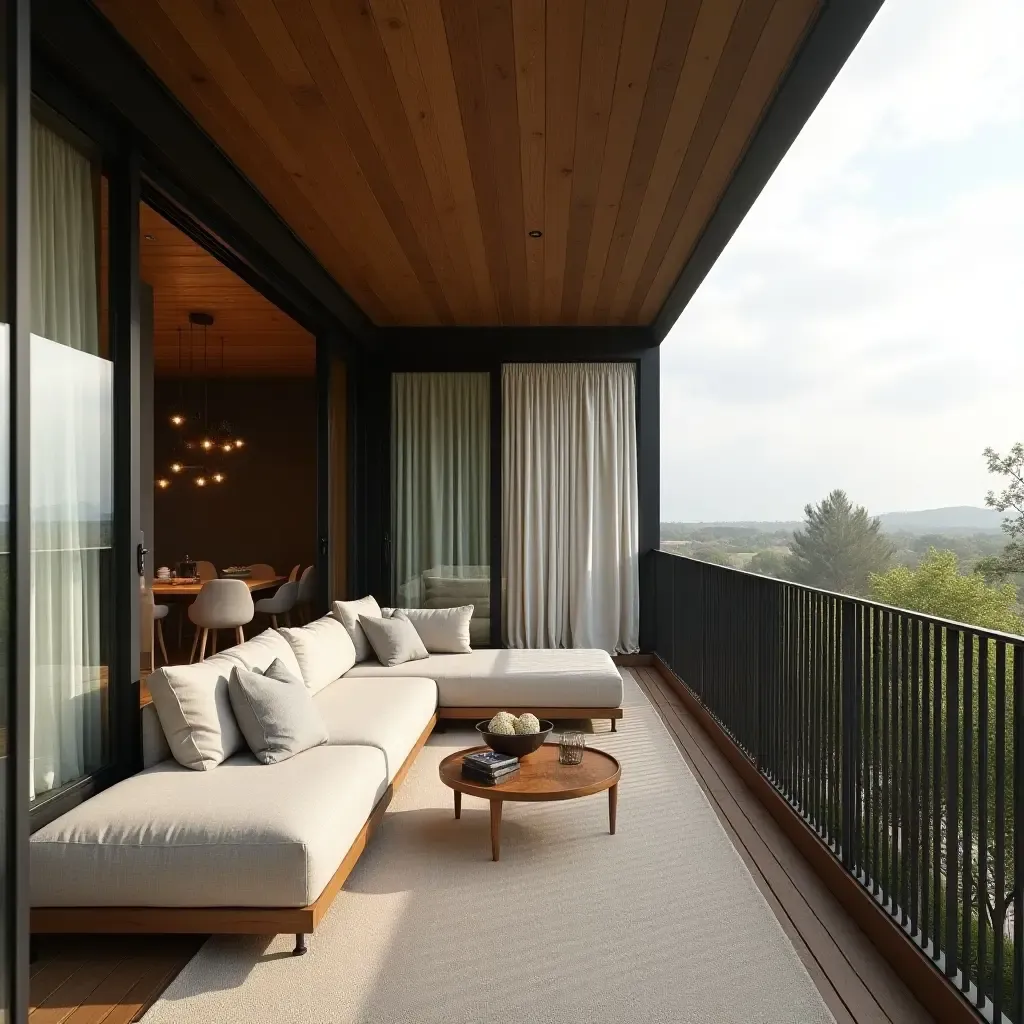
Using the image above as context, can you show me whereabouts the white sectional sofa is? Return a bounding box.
[30,611,622,953]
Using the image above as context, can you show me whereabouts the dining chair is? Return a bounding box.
[288,564,301,583]
[195,560,217,582]
[295,565,316,623]
[254,580,299,628]
[153,603,170,665]
[247,563,276,580]
[188,579,254,662]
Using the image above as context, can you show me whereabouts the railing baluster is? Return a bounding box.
[1013,644,1024,1024]
[994,641,1007,1022]
[921,620,931,948]
[945,628,961,981]
[873,605,883,893]
[901,613,911,925]
[910,616,921,936]
[977,636,988,1010]
[933,625,943,963]
[962,630,974,994]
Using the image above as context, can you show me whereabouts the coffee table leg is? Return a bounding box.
[490,799,503,861]
[454,790,461,820]
[609,784,618,835]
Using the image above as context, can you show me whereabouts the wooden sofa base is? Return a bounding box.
[437,706,623,731]
[31,714,438,949]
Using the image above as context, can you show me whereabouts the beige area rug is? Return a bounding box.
[143,671,833,1024]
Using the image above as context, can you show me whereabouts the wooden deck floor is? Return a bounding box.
[29,934,203,1023]
[31,665,933,1023]
[631,665,934,1024]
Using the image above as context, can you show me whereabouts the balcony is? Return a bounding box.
[48,549,1024,1020]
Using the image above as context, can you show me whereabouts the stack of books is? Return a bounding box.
[462,749,519,785]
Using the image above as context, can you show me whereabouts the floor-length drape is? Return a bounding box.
[392,373,489,616]
[503,363,638,653]
[29,118,108,800]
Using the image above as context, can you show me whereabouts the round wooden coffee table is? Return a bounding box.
[438,743,620,861]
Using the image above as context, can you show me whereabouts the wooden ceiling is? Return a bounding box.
[141,204,315,376]
[99,0,821,327]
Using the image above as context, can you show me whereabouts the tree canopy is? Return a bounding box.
[868,548,1023,634]
[979,443,1024,577]
[788,489,894,595]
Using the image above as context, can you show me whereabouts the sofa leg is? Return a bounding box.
[610,718,617,732]
[293,933,308,956]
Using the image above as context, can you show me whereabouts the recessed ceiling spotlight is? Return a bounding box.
[528,229,543,238]
[144,233,156,241]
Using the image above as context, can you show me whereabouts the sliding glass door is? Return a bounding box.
[391,372,490,645]
[29,114,113,806]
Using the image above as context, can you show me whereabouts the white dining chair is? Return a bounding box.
[188,579,254,662]
[247,563,276,580]
[153,603,170,665]
[255,580,299,628]
[295,566,316,623]
[288,564,301,583]
[195,560,217,581]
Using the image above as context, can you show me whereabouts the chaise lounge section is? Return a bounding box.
[30,607,623,952]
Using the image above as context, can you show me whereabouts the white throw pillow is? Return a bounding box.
[359,614,429,668]
[333,595,382,662]
[278,615,356,694]
[223,627,303,679]
[147,655,245,771]
[395,606,473,654]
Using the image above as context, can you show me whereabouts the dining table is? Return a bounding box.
[151,575,287,597]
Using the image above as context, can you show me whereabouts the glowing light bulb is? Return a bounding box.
[212,473,224,484]
[234,439,244,449]
[170,462,183,473]
[170,414,185,427]
[195,476,207,487]
[222,443,233,453]
[201,439,213,451]
[156,478,170,489]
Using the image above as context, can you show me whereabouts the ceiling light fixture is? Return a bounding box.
[528,229,543,238]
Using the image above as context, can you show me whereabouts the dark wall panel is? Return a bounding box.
[152,377,317,579]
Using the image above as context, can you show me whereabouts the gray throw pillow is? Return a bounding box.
[228,659,328,764]
[359,614,429,668]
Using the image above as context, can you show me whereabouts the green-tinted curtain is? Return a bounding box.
[391,373,489,605]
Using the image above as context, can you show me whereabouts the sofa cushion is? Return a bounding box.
[313,676,437,782]
[359,614,428,668]
[222,627,303,680]
[344,648,623,708]
[146,655,246,771]
[395,606,473,654]
[30,744,388,909]
[228,662,328,764]
[278,615,356,694]
[333,595,382,662]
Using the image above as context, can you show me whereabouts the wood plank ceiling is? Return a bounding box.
[141,204,315,376]
[99,0,821,327]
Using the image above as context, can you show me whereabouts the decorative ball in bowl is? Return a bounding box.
[475,712,553,757]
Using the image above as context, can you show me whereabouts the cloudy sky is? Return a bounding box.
[660,0,1024,522]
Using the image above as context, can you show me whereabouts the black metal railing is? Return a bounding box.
[653,551,1023,1023]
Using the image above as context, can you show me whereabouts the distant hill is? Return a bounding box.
[661,506,1009,537]
[877,506,1006,534]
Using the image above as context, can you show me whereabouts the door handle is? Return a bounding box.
[137,543,148,577]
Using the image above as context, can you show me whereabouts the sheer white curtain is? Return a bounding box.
[392,372,489,615]
[29,117,109,800]
[502,363,638,653]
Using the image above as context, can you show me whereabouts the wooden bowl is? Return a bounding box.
[475,719,554,757]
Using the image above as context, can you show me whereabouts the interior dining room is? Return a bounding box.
[140,203,318,664]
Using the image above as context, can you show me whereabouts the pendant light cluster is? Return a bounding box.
[156,311,246,490]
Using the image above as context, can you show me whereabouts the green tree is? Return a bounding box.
[690,546,733,568]
[980,443,1024,577]
[746,549,792,580]
[789,489,894,594]
[868,547,1023,633]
